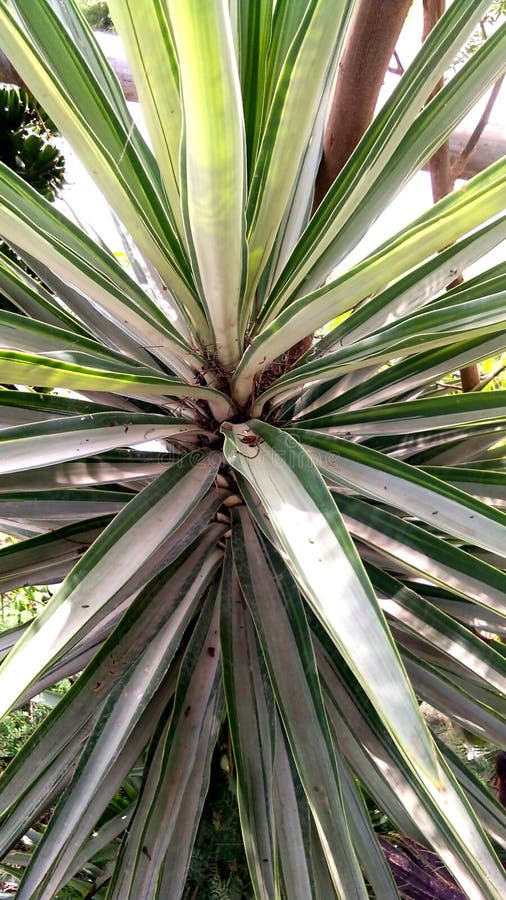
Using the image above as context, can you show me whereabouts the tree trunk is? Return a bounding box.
[313,0,413,208]
[423,0,481,392]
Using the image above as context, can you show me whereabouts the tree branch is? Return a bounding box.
[451,74,504,181]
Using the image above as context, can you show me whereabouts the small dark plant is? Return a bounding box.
[0,87,64,201]
[77,1,113,32]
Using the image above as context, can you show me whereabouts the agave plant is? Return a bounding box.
[0,0,505,897]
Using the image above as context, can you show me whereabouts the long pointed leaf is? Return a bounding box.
[368,565,506,695]
[220,546,277,900]
[169,0,247,367]
[0,412,204,475]
[0,165,205,374]
[0,450,220,718]
[0,527,226,861]
[107,0,184,239]
[239,171,506,407]
[231,508,381,898]
[0,350,232,421]
[244,0,354,307]
[14,559,221,900]
[336,492,506,615]
[222,420,506,897]
[106,589,223,900]
[263,0,502,315]
[299,390,506,437]
[295,429,506,559]
[271,716,316,900]
[316,630,506,896]
[0,0,206,330]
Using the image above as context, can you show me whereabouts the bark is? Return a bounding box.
[459,366,481,392]
[422,0,452,197]
[450,76,504,180]
[0,48,28,91]
[423,0,481,392]
[313,0,413,208]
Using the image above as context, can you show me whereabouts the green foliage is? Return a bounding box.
[0,536,52,629]
[0,584,51,630]
[0,85,65,313]
[0,564,59,796]
[481,352,506,391]
[0,87,64,201]
[186,748,251,900]
[77,1,113,32]
[0,705,48,769]
[456,1,506,64]
[0,2,504,898]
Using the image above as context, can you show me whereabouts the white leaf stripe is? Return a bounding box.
[423,465,506,507]
[295,430,506,558]
[401,651,506,748]
[0,452,176,492]
[235,159,506,408]
[0,412,205,475]
[0,0,503,894]
[0,251,91,337]
[58,806,135,892]
[272,715,316,900]
[14,561,221,900]
[297,332,506,419]
[108,0,185,240]
[249,279,506,413]
[318,659,427,845]
[336,492,506,615]
[232,0,273,176]
[3,494,227,707]
[367,565,506,694]
[230,507,368,899]
[0,490,128,523]
[0,389,119,420]
[0,516,112,594]
[0,451,220,720]
[337,754,401,899]
[0,350,233,421]
[170,0,247,367]
[318,219,506,352]
[262,0,499,318]
[106,592,223,900]
[220,547,277,900]
[0,531,223,826]
[0,309,162,373]
[0,167,204,376]
[316,633,506,893]
[224,421,506,896]
[0,1,201,316]
[245,0,352,306]
[298,390,506,435]
[222,421,443,776]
